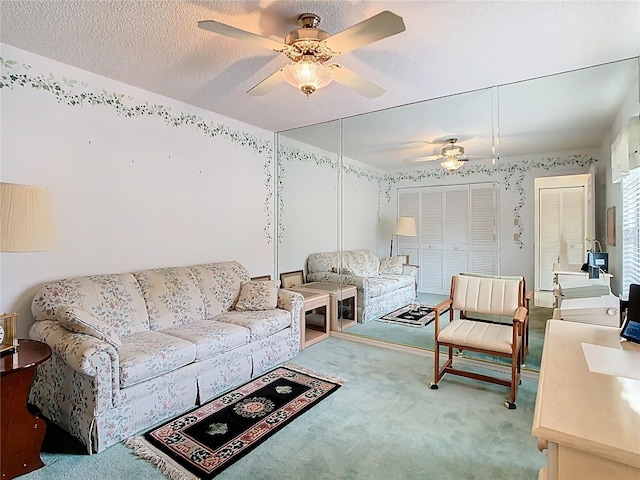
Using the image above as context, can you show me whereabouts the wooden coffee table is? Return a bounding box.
[294,282,358,331]
[285,288,330,349]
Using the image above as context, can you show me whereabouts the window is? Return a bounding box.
[622,167,640,295]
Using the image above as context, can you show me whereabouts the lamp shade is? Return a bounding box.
[282,59,334,96]
[394,216,417,237]
[1,182,57,252]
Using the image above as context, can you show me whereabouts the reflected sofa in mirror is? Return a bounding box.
[274,57,639,373]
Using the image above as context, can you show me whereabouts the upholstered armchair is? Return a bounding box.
[429,274,529,409]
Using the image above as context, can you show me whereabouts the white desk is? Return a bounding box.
[532,320,640,479]
[553,263,612,286]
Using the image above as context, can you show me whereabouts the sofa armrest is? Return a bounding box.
[29,320,121,406]
[402,264,419,279]
[277,289,304,337]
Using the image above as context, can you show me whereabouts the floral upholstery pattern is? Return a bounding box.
[379,256,405,275]
[306,250,417,323]
[57,307,123,349]
[133,267,207,330]
[235,280,281,311]
[160,320,250,361]
[214,309,292,342]
[32,273,151,337]
[28,261,303,453]
[118,331,196,388]
[186,262,249,318]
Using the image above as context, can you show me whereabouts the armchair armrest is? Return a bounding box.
[433,298,453,334]
[513,306,528,324]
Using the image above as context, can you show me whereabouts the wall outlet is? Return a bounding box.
[513,233,520,241]
[514,217,519,226]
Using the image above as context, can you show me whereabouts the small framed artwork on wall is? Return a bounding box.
[607,206,616,246]
[280,270,304,289]
[251,275,272,281]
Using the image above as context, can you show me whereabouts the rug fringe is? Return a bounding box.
[124,436,199,480]
[283,362,347,385]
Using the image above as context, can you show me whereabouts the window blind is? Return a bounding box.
[622,168,640,295]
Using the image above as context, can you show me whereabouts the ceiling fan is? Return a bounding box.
[197,11,405,98]
[403,138,472,171]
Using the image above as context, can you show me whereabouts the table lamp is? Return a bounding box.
[1,182,57,353]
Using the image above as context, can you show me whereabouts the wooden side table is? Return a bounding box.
[1,339,52,480]
[294,282,358,331]
[286,288,330,349]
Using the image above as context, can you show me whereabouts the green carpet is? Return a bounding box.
[23,338,545,480]
[346,293,552,371]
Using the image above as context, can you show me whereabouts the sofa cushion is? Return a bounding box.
[367,275,414,298]
[379,256,405,275]
[213,309,292,342]
[31,273,151,336]
[235,280,280,311]
[118,331,196,388]
[187,262,250,318]
[160,320,250,361]
[57,306,122,349]
[133,267,206,330]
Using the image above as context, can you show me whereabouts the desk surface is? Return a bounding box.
[532,320,640,468]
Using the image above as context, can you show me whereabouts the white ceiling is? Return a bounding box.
[1,1,639,169]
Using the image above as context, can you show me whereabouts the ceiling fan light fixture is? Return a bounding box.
[440,157,466,172]
[282,58,334,96]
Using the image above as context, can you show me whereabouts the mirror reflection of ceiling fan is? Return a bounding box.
[404,138,480,171]
[198,11,405,98]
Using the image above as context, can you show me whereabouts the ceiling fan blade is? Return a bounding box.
[330,64,385,98]
[246,68,286,96]
[403,155,443,164]
[198,20,285,52]
[324,11,405,54]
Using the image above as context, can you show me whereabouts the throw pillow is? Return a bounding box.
[235,280,281,311]
[57,306,122,349]
[379,256,405,275]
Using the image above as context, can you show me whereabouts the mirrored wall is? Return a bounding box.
[276,57,639,371]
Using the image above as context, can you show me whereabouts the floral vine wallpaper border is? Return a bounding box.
[277,144,597,249]
[1,56,598,250]
[0,57,275,243]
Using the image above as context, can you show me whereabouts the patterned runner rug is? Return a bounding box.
[378,304,441,328]
[125,364,344,480]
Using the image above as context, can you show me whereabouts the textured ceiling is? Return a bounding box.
[1,1,639,168]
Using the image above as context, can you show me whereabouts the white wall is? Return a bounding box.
[1,45,275,336]
[276,136,381,276]
[276,137,339,276]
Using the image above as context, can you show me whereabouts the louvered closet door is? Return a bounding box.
[539,186,585,290]
[470,184,499,275]
[444,186,469,284]
[419,188,444,292]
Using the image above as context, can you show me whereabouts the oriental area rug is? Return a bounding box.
[124,364,344,480]
[378,304,442,328]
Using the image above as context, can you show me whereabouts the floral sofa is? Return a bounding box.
[306,249,417,323]
[28,261,303,453]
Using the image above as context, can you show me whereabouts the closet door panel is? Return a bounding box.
[421,247,444,291]
[470,184,499,276]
